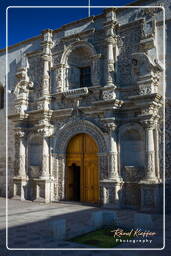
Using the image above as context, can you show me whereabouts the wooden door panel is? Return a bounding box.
[84,160,99,203]
[66,133,99,203]
[67,134,83,153]
[66,166,74,200]
[84,134,98,154]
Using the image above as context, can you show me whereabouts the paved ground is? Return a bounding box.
[0,198,170,256]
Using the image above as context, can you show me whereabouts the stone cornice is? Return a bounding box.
[128,93,162,102]
[0,35,41,53]
[92,98,123,108]
[61,28,95,42]
[118,18,144,32]
[26,50,42,57]
[8,113,29,121]
[53,16,95,34]
[52,108,73,118]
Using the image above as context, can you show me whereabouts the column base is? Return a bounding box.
[32,178,53,203]
[140,183,161,212]
[13,176,28,200]
[100,179,123,209]
[139,177,159,184]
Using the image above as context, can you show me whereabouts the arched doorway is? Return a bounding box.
[66,133,99,203]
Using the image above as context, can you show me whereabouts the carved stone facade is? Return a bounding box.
[0,2,169,212]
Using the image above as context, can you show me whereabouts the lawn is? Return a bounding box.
[69,227,133,248]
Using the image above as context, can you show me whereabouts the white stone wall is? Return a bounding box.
[0,39,41,196]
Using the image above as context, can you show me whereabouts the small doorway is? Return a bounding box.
[66,164,80,201]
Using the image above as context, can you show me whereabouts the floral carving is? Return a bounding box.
[102,90,116,101]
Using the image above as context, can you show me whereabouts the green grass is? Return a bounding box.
[69,227,133,248]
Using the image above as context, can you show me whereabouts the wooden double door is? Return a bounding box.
[66,133,99,203]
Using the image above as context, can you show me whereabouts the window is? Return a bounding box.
[0,86,4,109]
[80,66,91,87]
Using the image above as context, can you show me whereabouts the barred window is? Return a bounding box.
[80,66,91,87]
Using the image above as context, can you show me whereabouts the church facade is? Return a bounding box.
[0,1,170,212]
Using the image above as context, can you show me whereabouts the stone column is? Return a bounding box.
[15,130,26,178]
[143,121,157,181]
[105,123,120,181]
[154,119,160,180]
[58,154,65,200]
[41,29,53,97]
[41,136,49,178]
[42,55,50,96]
[105,36,116,87]
[13,130,27,200]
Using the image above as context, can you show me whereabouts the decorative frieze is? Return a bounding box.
[117,24,141,86]
[131,52,162,95]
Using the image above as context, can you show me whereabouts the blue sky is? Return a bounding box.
[0,0,136,49]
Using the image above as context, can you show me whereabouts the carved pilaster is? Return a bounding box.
[105,36,117,88]
[15,130,26,178]
[141,120,158,183]
[104,9,118,89]
[41,137,49,178]
[36,118,54,178]
[41,29,53,97]
[55,64,66,92]
[105,122,120,181]
[154,119,161,180]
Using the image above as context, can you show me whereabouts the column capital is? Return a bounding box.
[55,63,67,69]
[37,126,54,137]
[15,129,25,138]
[104,122,117,132]
[141,119,155,129]
[105,35,117,45]
[41,54,52,62]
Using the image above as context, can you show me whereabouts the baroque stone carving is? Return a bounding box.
[63,87,88,98]
[28,55,43,97]
[117,24,141,86]
[54,120,107,154]
[102,90,116,101]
